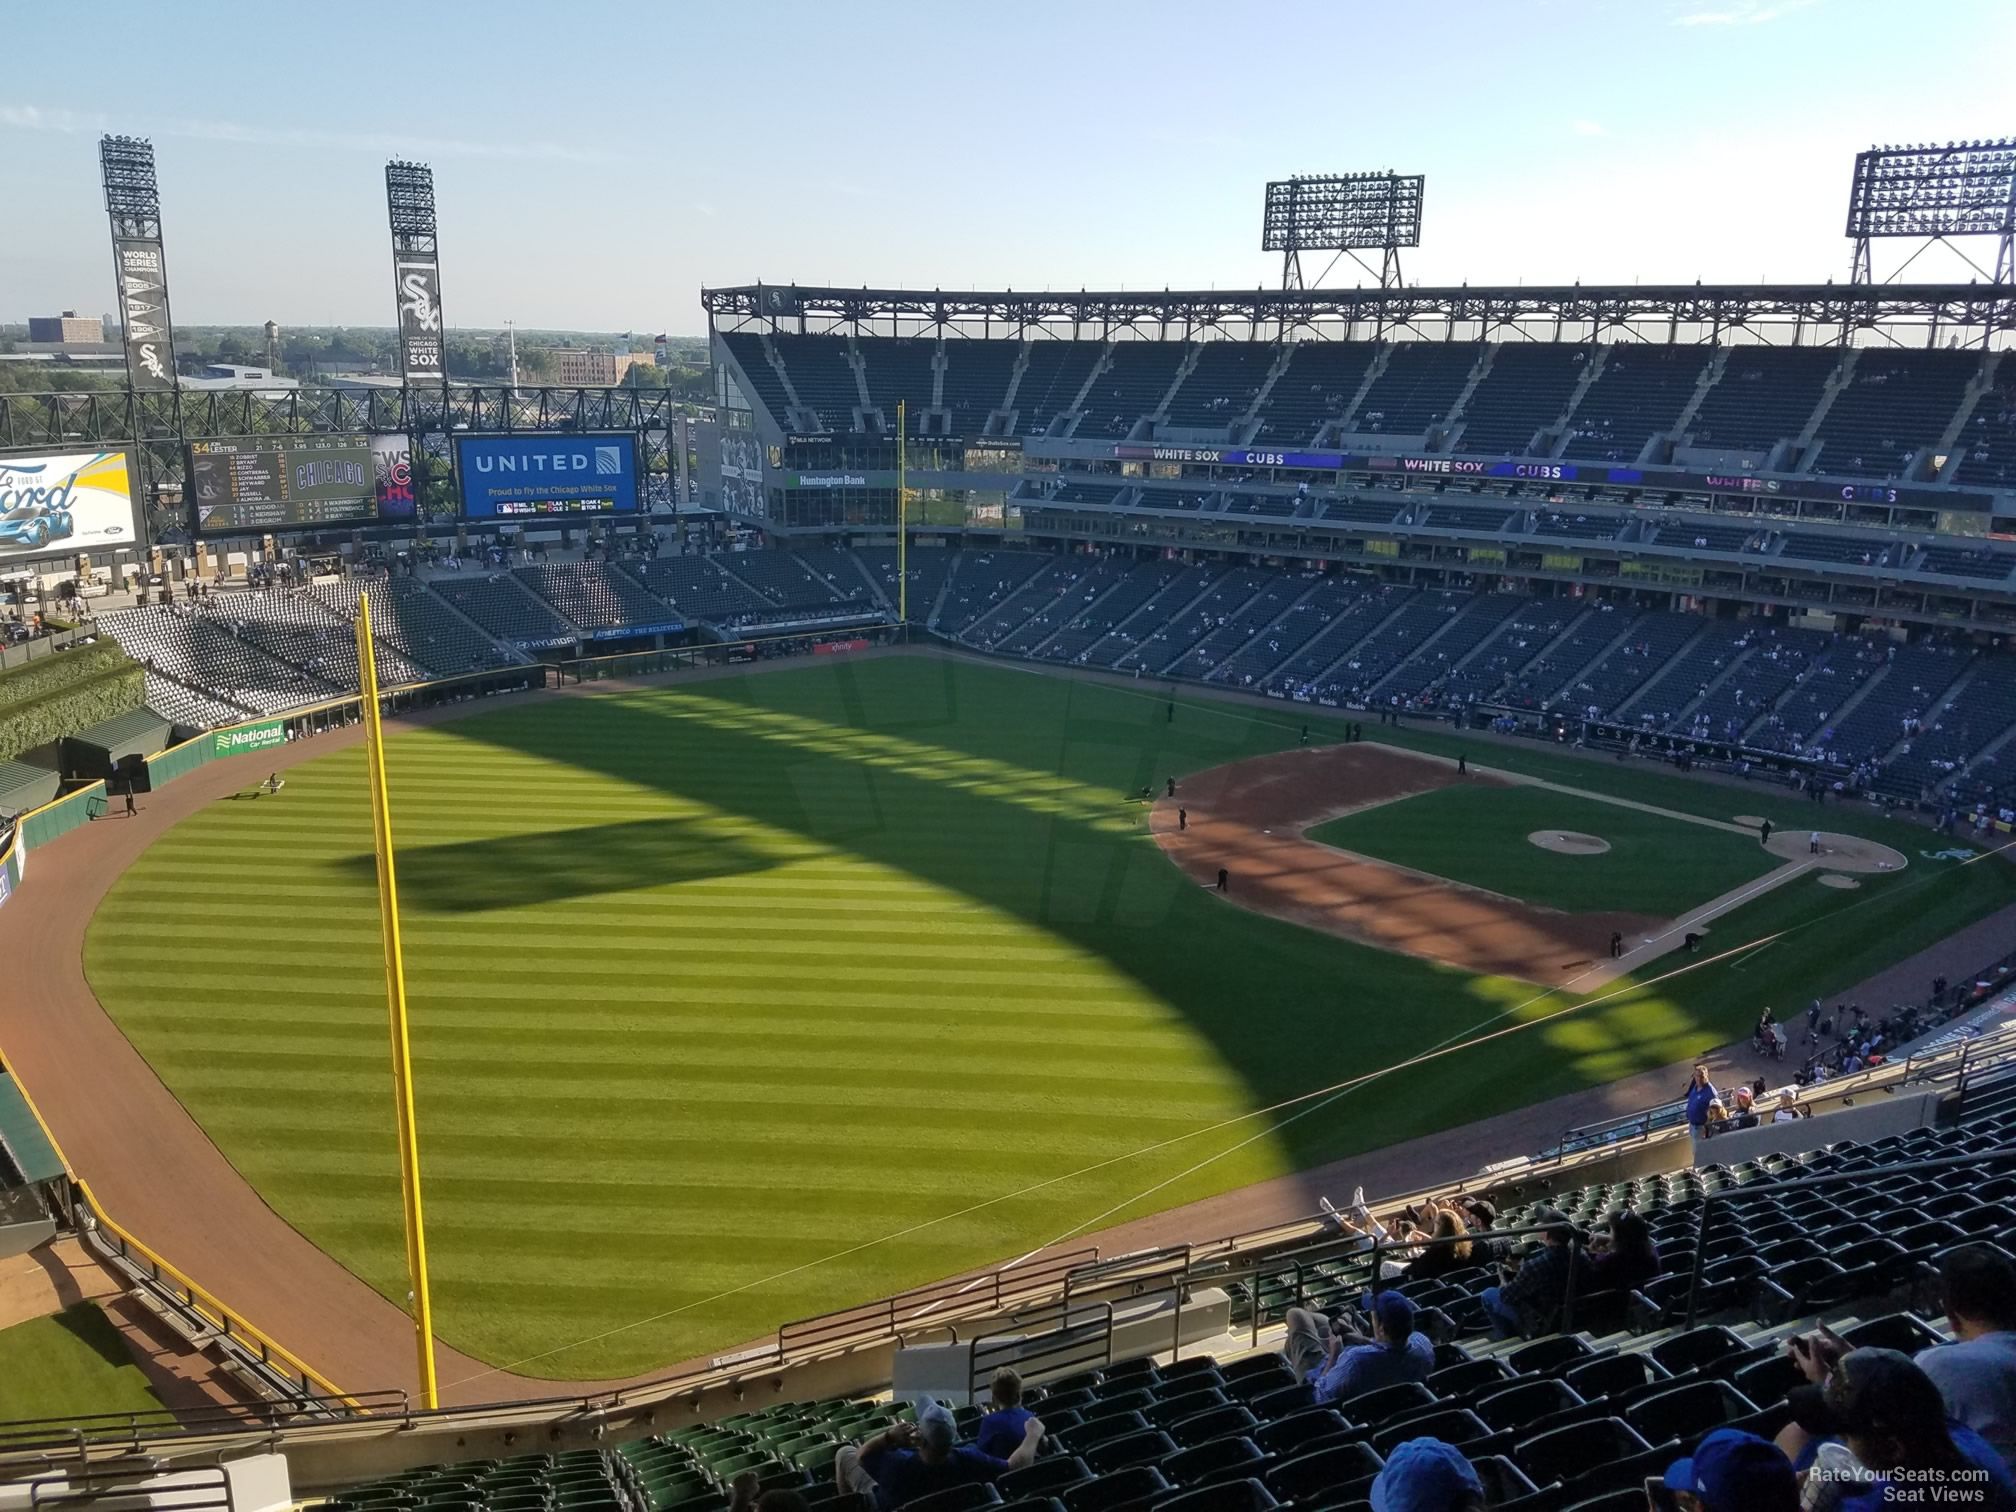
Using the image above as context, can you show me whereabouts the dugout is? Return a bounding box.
[60,707,169,790]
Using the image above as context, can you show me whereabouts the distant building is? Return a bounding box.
[179,364,299,393]
[548,347,619,385]
[28,311,104,345]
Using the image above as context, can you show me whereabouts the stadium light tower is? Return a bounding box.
[1844,138,2016,284]
[1260,172,1425,291]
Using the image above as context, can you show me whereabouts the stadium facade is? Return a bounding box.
[701,279,2016,632]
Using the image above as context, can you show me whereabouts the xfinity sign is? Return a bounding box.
[454,433,640,517]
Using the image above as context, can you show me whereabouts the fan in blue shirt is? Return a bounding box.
[1308,1291,1436,1405]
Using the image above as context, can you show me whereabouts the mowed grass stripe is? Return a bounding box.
[85,656,2016,1376]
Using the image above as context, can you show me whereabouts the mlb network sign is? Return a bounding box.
[454,433,640,517]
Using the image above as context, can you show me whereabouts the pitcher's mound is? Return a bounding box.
[1819,874,1862,890]
[1765,832,1907,873]
[1530,830,1611,856]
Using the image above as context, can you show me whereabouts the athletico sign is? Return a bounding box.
[215,720,285,755]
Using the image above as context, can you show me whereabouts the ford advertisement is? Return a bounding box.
[0,450,140,563]
[454,434,640,518]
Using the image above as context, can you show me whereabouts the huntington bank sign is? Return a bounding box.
[215,721,285,756]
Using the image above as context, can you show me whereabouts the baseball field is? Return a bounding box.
[80,654,2016,1380]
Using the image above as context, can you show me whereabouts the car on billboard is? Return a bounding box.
[0,498,75,551]
[0,451,136,561]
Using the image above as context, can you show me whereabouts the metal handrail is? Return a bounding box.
[1681,1142,2016,1329]
[965,1296,1121,1399]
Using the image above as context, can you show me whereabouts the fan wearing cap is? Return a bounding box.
[1662,1429,1797,1512]
[1784,1348,2015,1511]
[1368,1438,1483,1512]
[833,1397,1044,1511]
[1287,1290,1435,1405]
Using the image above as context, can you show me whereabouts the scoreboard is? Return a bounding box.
[188,435,375,533]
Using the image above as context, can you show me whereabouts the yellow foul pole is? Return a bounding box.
[897,399,908,625]
[355,593,440,1409]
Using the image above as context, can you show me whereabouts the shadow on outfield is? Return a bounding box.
[329,815,787,913]
[434,661,1751,1174]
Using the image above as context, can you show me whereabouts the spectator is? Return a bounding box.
[1587,1208,1661,1293]
[1729,1088,1761,1130]
[1397,1203,1477,1284]
[1686,1064,1719,1134]
[1283,1291,1434,1402]
[1662,1428,1797,1512]
[834,1397,1042,1509]
[1480,1207,1589,1339]
[1806,1349,2016,1510]
[1774,1090,1809,1123]
[1367,1437,1483,1511]
[1918,1247,2016,1472]
[973,1368,1034,1461]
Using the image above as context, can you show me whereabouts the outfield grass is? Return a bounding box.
[1306,784,1778,916]
[82,656,2016,1377]
[0,1304,164,1422]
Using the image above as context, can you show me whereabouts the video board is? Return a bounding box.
[454,433,640,517]
[188,435,375,533]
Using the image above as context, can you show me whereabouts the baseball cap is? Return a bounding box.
[1374,1290,1418,1343]
[1663,1429,1797,1512]
[912,1396,956,1454]
[1369,1438,1482,1512]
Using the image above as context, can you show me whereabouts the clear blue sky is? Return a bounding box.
[3,0,2009,335]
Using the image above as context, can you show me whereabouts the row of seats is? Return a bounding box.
[310,1105,2016,1512]
[723,338,2001,475]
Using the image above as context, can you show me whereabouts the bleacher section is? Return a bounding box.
[718,333,793,421]
[1429,599,1583,711]
[860,338,936,425]
[1261,585,1411,699]
[1076,343,1188,437]
[203,588,432,690]
[941,341,1021,438]
[1618,620,1746,730]
[1752,640,1892,757]
[1531,509,1627,539]
[1554,613,1709,718]
[517,564,677,634]
[1252,343,1378,445]
[1955,369,2016,488]
[1116,567,1267,675]
[1322,592,1480,707]
[1352,343,1480,438]
[1373,594,1522,707]
[1563,346,1710,463]
[854,546,954,624]
[1208,574,1360,690]
[722,552,876,619]
[1810,351,1977,479]
[768,335,860,431]
[995,559,1133,657]
[101,606,345,715]
[1503,605,1627,710]
[143,672,251,730]
[313,576,511,676]
[1819,644,1970,767]
[431,576,578,646]
[1163,570,1313,681]
[937,551,1055,637]
[1686,346,1840,456]
[965,559,1089,651]
[631,557,777,625]
[1452,344,1588,457]
[1883,658,2016,800]
[1082,564,1219,669]
[1164,341,1276,428]
[1014,343,1107,435]
[1683,627,1829,745]
[1035,559,1190,667]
